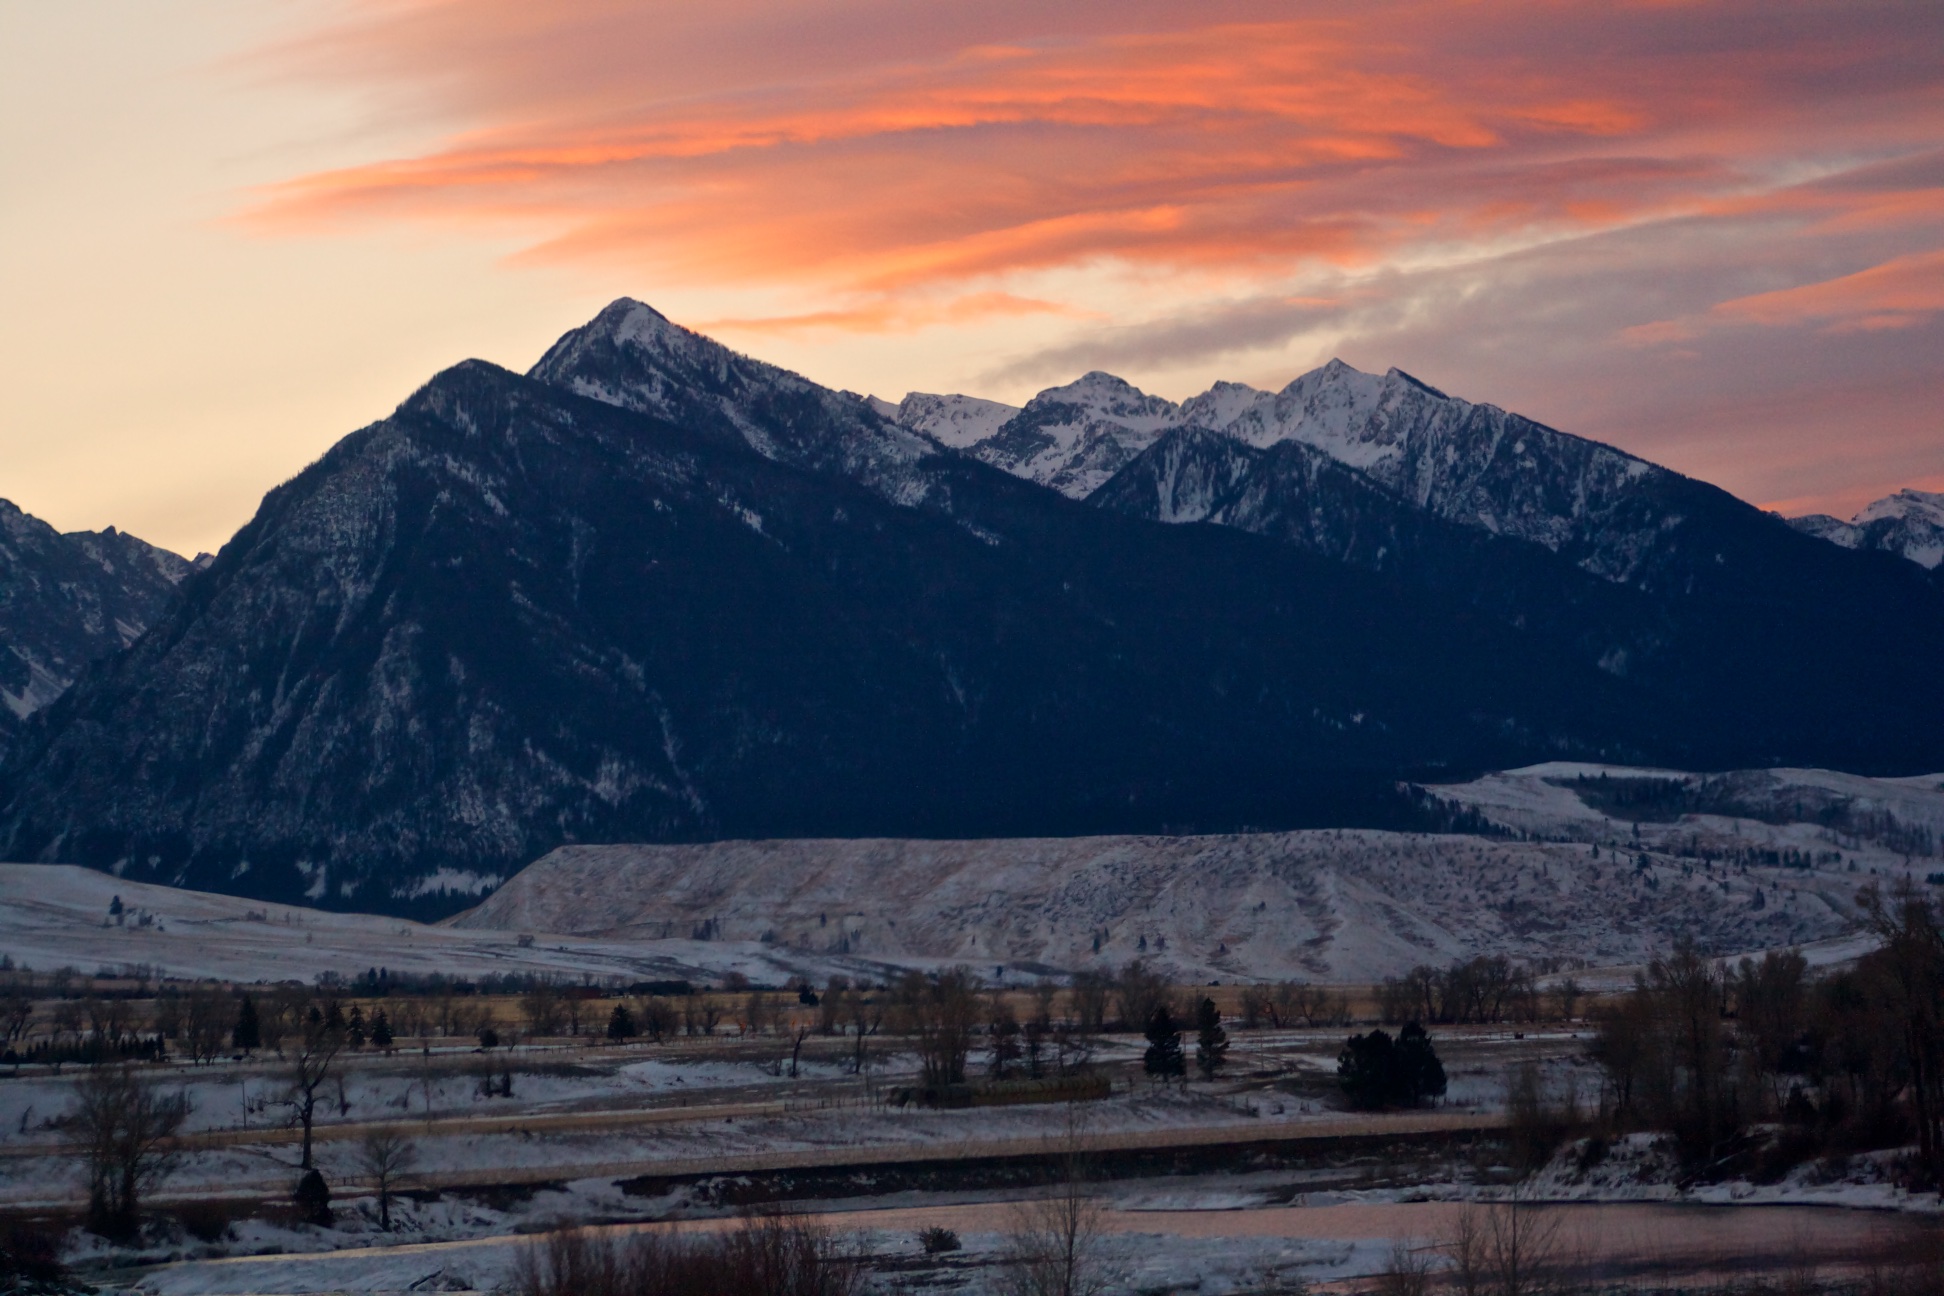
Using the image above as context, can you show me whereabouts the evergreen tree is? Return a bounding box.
[369,1008,394,1053]
[1337,1028,1397,1110]
[607,1004,636,1041]
[1142,1004,1185,1081]
[1394,1021,1447,1105]
[293,1168,333,1227]
[232,995,261,1052]
[346,1005,366,1050]
[1194,997,1229,1080]
[1338,1023,1447,1109]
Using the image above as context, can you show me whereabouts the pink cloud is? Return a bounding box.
[251,2,1944,298]
[1713,248,1944,332]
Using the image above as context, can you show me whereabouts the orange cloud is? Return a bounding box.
[252,3,1779,297]
[1714,249,1944,333]
[697,292,1088,337]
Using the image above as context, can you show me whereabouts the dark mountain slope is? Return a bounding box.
[0,361,1666,913]
[1094,425,1944,775]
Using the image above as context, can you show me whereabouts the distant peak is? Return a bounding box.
[1030,370,1159,407]
[596,296,664,322]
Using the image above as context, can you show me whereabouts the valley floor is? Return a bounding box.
[4,1025,1935,1295]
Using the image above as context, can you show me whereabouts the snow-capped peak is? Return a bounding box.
[1023,371,1180,427]
[1857,487,1944,529]
[894,392,1021,449]
[1789,488,1944,569]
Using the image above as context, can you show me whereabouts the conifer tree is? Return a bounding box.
[1142,1005,1185,1082]
[232,995,260,1053]
[1194,997,1229,1080]
[369,1008,394,1053]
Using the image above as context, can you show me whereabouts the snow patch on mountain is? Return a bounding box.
[894,391,1021,449]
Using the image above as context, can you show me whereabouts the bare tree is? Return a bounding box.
[846,987,879,1076]
[1,987,33,1043]
[1376,1239,1436,1296]
[1860,881,1944,1183]
[998,1116,1111,1296]
[1068,972,1109,1035]
[180,985,231,1065]
[1443,1199,1566,1296]
[357,1125,418,1231]
[288,1006,346,1169]
[1113,960,1171,1033]
[520,985,564,1039]
[905,968,982,1088]
[66,1064,190,1238]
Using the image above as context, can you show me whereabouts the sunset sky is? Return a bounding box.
[5,0,1943,556]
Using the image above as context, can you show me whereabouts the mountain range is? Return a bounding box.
[1,298,1940,915]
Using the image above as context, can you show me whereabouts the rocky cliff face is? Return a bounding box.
[0,499,197,760]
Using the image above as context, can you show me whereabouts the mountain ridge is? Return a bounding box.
[3,298,1941,916]
[0,498,200,761]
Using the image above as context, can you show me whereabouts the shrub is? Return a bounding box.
[0,1223,66,1286]
[294,1168,333,1228]
[512,1214,861,1296]
[175,1199,234,1243]
[918,1226,961,1254]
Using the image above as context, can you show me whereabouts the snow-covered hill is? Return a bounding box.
[458,761,1943,980]
[1789,488,1944,569]
[0,863,884,985]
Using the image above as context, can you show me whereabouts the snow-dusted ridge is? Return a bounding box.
[1788,488,1944,569]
